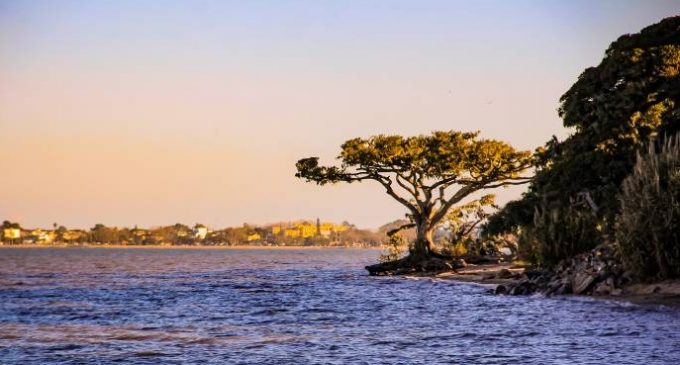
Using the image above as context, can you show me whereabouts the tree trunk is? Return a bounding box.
[365,221,460,275]
[412,221,434,258]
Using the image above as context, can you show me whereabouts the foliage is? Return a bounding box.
[334,227,381,246]
[2,220,21,229]
[90,224,126,244]
[379,233,408,263]
[523,200,601,267]
[296,131,532,257]
[204,226,252,245]
[616,133,680,280]
[440,240,469,258]
[446,194,496,244]
[437,194,496,257]
[377,219,417,243]
[486,16,680,265]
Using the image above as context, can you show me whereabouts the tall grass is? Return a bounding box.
[616,133,680,280]
[521,201,600,267]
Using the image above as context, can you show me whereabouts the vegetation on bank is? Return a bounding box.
[296,131,532,273]
[293,16,680,282]
[616,134,680,280]
[484,16,680,281]
[0,220,382,247]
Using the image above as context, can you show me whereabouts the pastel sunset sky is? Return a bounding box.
[1,0,679,229]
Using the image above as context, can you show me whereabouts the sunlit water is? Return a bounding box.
[1,247,679,364]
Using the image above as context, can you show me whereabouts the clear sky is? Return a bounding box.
[1,0,679,230]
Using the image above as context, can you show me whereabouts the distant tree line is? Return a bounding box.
[0,220,383,247]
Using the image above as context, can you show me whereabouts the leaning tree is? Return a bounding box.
[295,131,532,270]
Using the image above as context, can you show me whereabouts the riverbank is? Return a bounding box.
[0,244,379,250]
[433,262,680,308]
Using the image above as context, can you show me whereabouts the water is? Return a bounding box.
[1,247,679,364]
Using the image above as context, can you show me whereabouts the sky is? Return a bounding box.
[1,0,679,230]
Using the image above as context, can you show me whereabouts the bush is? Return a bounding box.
[487,17,680,266]
[439,239,470,258]
[522,201,601,267]
[379,233,408,263]
[616,134,680,280]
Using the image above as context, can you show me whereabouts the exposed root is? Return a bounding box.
[365,254,466,276]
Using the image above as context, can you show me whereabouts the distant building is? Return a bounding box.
[194,225,209,240]
[284,228,301,238]
[247,233,261,242]
[276,220,351,239]
[3,228,21,241]
[29,229,55,244]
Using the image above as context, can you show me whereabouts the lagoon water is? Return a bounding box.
[1,247,679,364]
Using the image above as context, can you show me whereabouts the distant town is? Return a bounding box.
[0,219,384,247]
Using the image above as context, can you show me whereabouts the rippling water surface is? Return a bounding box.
[1,247,679,364]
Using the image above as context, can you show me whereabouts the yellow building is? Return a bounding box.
[247,233,262,242]
[30,229,55,244]
[319,222,350,237]
[284,229,301,238]
[299,224,317,238]
[278,220,350,239]
[282,222,316,238]
[3,228,21,240]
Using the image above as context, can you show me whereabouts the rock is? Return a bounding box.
[610,288,623,296]
[525,269,552,280]
[481,273,496,281]
[495,285,508,295]
[452,258,467,269]
[422,259,452,272]
[606,276,615,287]
[593,281,613,296]
[618,271,634,286]
[496,268,514,279]
[508,280,538,296]
[489,243,635,298]
[555,282,572,295]
[572,273,596,294]
[544,277,565,296]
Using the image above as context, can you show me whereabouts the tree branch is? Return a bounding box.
[429,184,479,228]
[395,173,419,201]
[371,175,419,216]
[481,178,532,189]
[386,222,416,237]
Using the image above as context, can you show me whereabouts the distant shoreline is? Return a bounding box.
[0,244,379,250]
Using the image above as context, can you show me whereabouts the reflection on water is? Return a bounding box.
[1,247,679,364]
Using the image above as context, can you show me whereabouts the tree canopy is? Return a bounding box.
[296,131,532,259]
[486,16,680,265]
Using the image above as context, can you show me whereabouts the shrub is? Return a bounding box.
[379,233,408,263]
[616,134,680,280]
[439,239,470,258]
[487,17,680,265]
[523,201,601,267]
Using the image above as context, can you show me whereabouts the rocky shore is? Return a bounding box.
[433,245,680,307]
